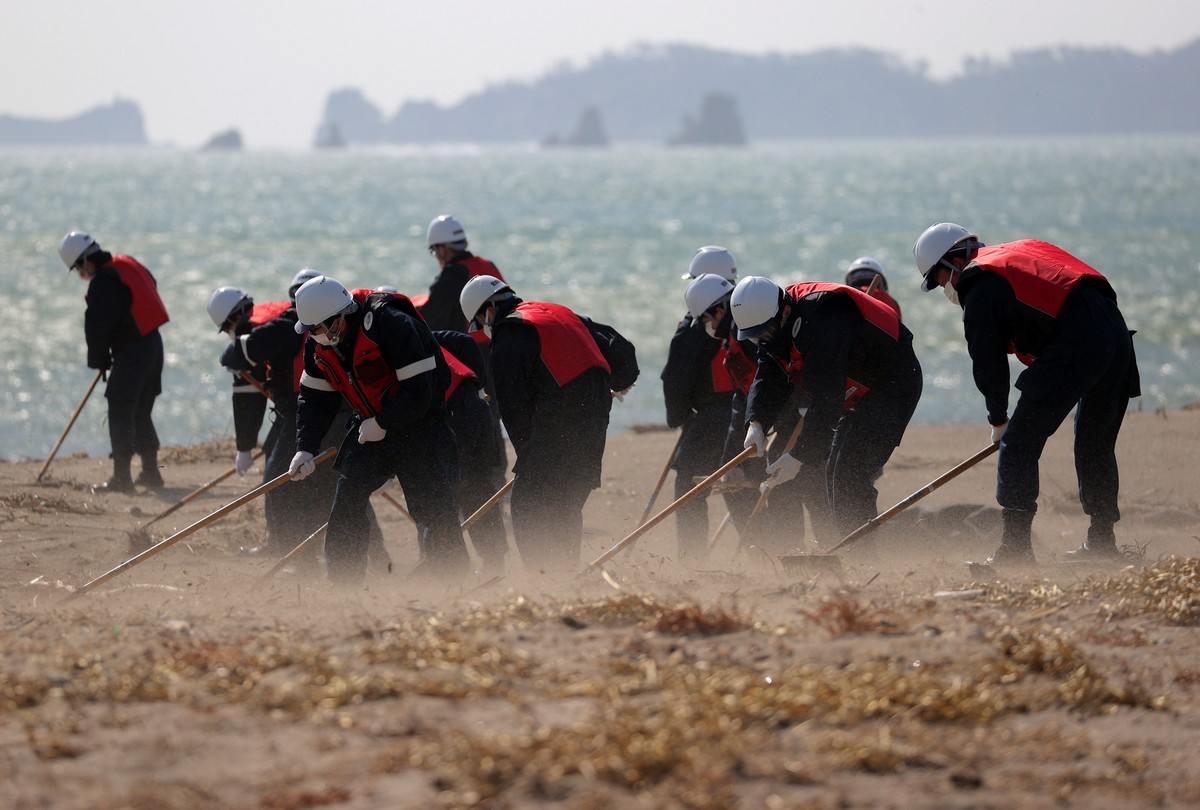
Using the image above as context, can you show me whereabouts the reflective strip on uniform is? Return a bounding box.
[395,355,436,381]
[238,334,256,366]
[300,371,336,392]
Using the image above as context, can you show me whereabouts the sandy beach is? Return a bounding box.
[3,406,1200,808]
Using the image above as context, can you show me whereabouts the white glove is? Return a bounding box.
[357,416,387,444]
[235,450,254,477]
[763,453,801,491]
[991,421,1008,444]
[743,421,766,457]
[288,451,316,481]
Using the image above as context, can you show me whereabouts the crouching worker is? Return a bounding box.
[731,277,922,538]
[459,276,638,573]
[290,275,469,585]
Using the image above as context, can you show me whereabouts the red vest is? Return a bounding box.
[250,300,291,326]
[721,338,757,396]
[972,240,1112,317]
[503,301,609,387]
[709,344,735,394]
[461,255,505,283]
[110,255,169,335]
[971,240,1114,364]
[250,301,302,394]
[784,282,901,340]
[440,345,476,401]
[780,282,903,411]
[850,285,902,320]
[310,289,431,418]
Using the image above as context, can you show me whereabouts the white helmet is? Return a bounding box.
[288,267,323,299]
[427,214,467,248]
[207,286,252,331]
[730,276,783,341]
[59,230,98,269]
[845,257,887,291]
[685,274,735,320]
[914,223,976,290]
[293,275,354,333]
[376,285,399,293]
[683,246,737,281]
[459,275,512,324]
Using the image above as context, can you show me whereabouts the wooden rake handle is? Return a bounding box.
[581,445,757,574]
[238,370,273,401]
[462,478,514,530]
[830,443,999,552]
[36,370,103,482]
[637,426,687,527]
[258,522,328,582]
[142,449,266,529]
[66,446,337,599]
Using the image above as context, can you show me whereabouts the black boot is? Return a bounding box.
[135,452,164,489]
[1065,520,1121,560]
[985,508,1037,567]
[96,457,135,494]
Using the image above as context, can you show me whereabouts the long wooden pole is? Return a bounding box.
[258,522,328,582]
[830,443,999,552]
[36,370,103,482]
[378,489,416,524]
[238,370,272,400]
[142,449,265,529]
[637,427,687,527]
[66,447,337,599]
[461,477,514,530]
[581,446,756,574]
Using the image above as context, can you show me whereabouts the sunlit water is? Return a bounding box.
[3,137,1198,461]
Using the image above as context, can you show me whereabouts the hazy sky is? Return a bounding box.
[4,0,1198,148]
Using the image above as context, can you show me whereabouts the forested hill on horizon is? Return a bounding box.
[322,40,1200,144]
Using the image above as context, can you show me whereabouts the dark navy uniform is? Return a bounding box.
[297,293,468,583]
[709,308,822,552]
[84,254,165,486]
[221,302,386,559]
[433,330,509,571]
[956,241,1139,551]
[748,284,922,536]
[488,296,636,571]
[660,315,733,558]
[422,251,505,333]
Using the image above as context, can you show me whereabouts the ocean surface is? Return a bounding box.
[3,137,1198,462]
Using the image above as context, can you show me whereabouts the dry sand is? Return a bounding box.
[3,406,1200,809]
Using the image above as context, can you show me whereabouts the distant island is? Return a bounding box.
[0,100,146,146]
[200,129,243,151]
[315,39,1200,145]
[666,93,746,147]
[542,106,609,148]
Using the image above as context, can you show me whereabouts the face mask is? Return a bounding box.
[311,332,332,346]
[704,320,718,339]
[943,269,962,307]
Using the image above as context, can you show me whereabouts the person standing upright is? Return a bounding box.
[59,231,169,493]
[913,223,1140,565]
[420,215,505,332]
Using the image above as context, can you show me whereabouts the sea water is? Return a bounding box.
[2,137,1198,461]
